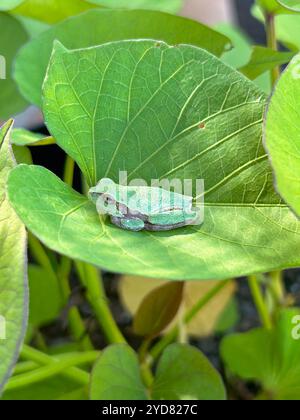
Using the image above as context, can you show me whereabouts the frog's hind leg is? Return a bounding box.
[146,209,199,231]
[111,216,145,232]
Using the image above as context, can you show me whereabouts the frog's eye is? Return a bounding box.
[102,194,115,206]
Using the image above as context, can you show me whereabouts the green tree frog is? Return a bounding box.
[89,179,200,232]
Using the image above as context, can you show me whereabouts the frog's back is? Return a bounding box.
[117,185,192,215]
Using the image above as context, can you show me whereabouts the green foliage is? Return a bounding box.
[11,0,100,24]
[221,309,300,400]
[0,121,28,394]
[8,40,300,280]
[11,129,55,146]
[90,344,226,400]
[216,23,271,93]
[257,0,300,13]
[90,0,184,13]
[0,0,23,10]
[133,282,184,337]
[0,13,28,119]
[253,5,300,50]
[12,145,32,165]
[90,345,148,400]
[276,0,300,11]
[240,46,294,80]
[28,265,64,328]
[3,377,87,400]
[152,344,226,400]
[14,9,230,106]
[265,52,300,216]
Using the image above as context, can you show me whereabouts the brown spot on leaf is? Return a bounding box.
[198,122,206,129]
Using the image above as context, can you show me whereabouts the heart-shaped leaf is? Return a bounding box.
[14,10,230,107]
[152,343,226,400]
[0,13,28,119]
[221,309,300,400]
[90,344,148,400]
[7,40,300,280]
[265,53,300,217]
[0,120,28,395]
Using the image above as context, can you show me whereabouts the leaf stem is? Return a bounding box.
[58,257,94,350]
[269,270,285,306]
[248,275,272,330]
[265,13,280,85]
[20,345,92,385]
[6,351,99,391]
[150,280,230,361]
[63,155,75,187]
[75,262,127,344]
[28,233,93,350]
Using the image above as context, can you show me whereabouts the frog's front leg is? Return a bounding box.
[110,216,145,232]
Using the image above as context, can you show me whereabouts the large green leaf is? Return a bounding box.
[221,309,300,400]
[14,9,231,107]
[152,344,226,400]
[240,46,294,80]
[0,13,28,119]
[91,0,183,13]
[264,53,300,217]
[7,40,300,280]
[90,345,148,400]
[0,120,28,394]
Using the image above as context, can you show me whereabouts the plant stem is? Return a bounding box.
[20,345,91,385]
[248,275,272,330]
[265,13,280,86]
[269,270,285,306]
[75,262,127,345]
[63,155,75,187]
[140,362,154,389]
[29,233,93,350]
[13,361,38,376]
[6,351,99,391]
[150,280,230,361]
[58,257,94,350]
